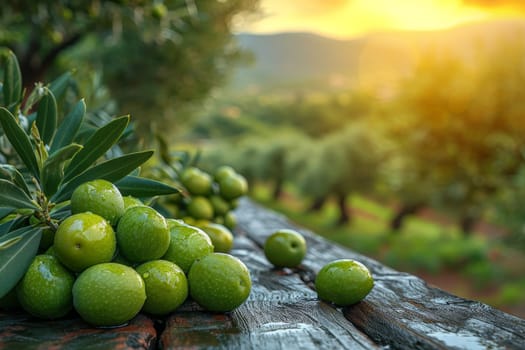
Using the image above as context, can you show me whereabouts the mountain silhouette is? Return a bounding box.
[228,18,525,92]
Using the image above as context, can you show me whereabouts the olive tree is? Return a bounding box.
[0,0,259,137]
[294,122,386,225]
[392,39,525,234]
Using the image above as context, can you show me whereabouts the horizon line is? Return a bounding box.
[234,16,525,41]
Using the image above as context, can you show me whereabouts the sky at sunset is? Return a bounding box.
[236,0,525,38]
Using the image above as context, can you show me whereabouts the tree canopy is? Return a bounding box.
[390,39,525,232]
[0,0,259,137]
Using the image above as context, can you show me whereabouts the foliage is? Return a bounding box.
[493,164,525,250]
[388,39,525,232]
[312,123,386,196]
[163,24,525,314]
[179,36,525,238]
[199,120,388,225]
[190,92,374,140]
[246,131,306,199]
[100,0,259,136]
[0,0,259,138]
[0,49,178,298]
[188,90,388,223]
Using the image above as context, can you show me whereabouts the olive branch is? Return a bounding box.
[0,49,179,298]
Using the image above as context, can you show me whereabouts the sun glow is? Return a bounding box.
[237,0,525,38]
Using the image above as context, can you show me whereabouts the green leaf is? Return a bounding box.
[52,150,154,202]
[0,226,42,298]
[36,88,58,145]
[115,175,180,198]
[0,218,16,237]
[63,115,129,182]
[50,99,86,154]
[0,179,39,210]
[42,143,83,197]
[50,203,71,221]
[130,167,141,176]
[0,164,31,195]
[0,235,23,249]
[191,149,202,167]
[0,108,40,179]
[0,207,15,220]
[31,123,48,172]
[21,83,45,116]
[2,50,22,109]
[156,133,172,165]
[48,71,72,100]
[0,215,29,238]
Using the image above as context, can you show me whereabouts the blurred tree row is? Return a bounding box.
[195,94,388,225]
[390,39,525,234]
[193,39,525,240]
[0,0,258,138]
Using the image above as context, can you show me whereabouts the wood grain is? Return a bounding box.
[0,311,156,350]
[234,198,525,350]
[1,198,524,349]
[161,235,379,349]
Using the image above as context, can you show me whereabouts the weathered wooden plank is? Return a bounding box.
[161,235,380,349]
[234,198,525,350]
[2,198,523,350]
[0,311,156,350]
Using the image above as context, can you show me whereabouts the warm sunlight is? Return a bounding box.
[2,2,525,345]
[237,0,525,38]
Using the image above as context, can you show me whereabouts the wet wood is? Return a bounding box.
[161,235,379,350]
[1,198,524,349]
[234,198,525,350]
[0,311,156,350]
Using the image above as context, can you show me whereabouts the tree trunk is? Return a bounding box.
[459,215,476,236]
[272,177,283,200]
[336,193,351,226]
[390,202,423,232]
[308,196,326,212]
[18,32,84,88]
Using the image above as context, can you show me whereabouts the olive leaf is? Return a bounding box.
[1,50,22,110]
[0,207,15,221]
[0,164,31,195]
[0,216,17,237]
[115,175,180,198]
[50,99,85,154]
[41,143,83,196]
[36,88,58,145]
[49,203,71,221]
[52,150,154,202]
[62,115,129,182]
[0,226,42,298]
[0,179,39,210]
[48,71,73,101]
[0,107,40,179]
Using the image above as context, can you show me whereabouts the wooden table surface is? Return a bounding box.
[1,198,524,349]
